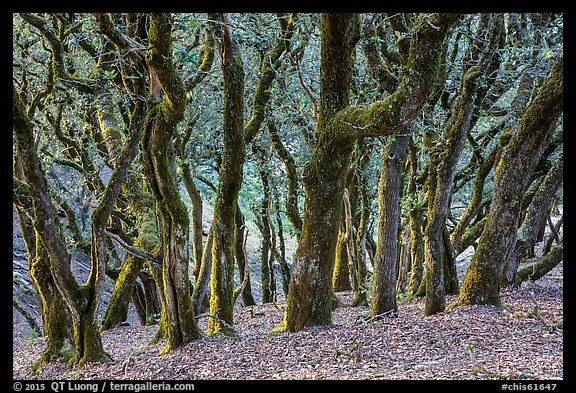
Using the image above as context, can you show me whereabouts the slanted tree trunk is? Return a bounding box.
[14,84,112,366]
[451,147,497,254]
[453,59,563,308]
[502,155,563,287]
[13,170,74,365]
[267,120,303,238]
[191,224,214,316]
[514,240,563,286]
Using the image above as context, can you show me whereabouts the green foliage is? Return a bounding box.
[25,327,41,346]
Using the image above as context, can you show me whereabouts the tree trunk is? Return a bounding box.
[14,162,75,365]
[451,147,497,254]
[371,135,410,315]
[332,223,352,292]
[424,14,503,316]
[234,207,256,306]
[208,13,245,336]
[453,60,563,308]
[397,224,411,294]
[272,190,291,298]
[267,120,303,238]
[191,224,214,316]
[406,139,425,294]
[343,188,362,304]
[142,14,202,352]
[514,240,563,286]
[502,155,563,287]
[14,84,110,366]
[274,13,459,333]
[256,164,275,304]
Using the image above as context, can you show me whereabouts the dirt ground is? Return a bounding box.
[13,264,563,380]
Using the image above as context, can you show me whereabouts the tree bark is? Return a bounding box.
[14,84,109,366]
[141,14,202,352]
[208,13,245,336]
[514,240,563,286]
[406,138,425,294]
[502,155,563,286]
[274,13,459,333]
[13,168,74,365]
[424,14,503,316]
[234,207,256,306]
[371,135,410,315]
[453,60,563,308]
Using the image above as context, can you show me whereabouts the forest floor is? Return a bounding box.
[13,267,563,381]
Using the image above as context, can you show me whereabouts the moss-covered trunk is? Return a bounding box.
[273,14,360,332]
[14,84,109,366]
[405,146,425,295]
[208,13,245,336]
[451,147,497,254]
[371,135,410,315]
[14,162,75,364]
[502,155,563,287]
[274,13,459,333]
[424,14,503,315]
[332,167,358,293]
[279,140,354,331]
[191,224,214,316]
[453,60,563,308]
[514,240,563,286]
[267,120,303,238]
[141,14,202,351]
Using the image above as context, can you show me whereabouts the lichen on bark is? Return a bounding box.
[452,59,563,308]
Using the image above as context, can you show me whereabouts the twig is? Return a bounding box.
[105,230,161,266]
[360,309,398,325]
[527,289,562,334]
[467,343,502,378]
[123,351,134,378]
[197,314,237,335]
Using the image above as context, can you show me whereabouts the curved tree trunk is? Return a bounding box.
[514,240,563,286]
[424,14,503,316]
[14,84,110,366]
[141,14,202,352]
[274,13,459,333]
[502,155,563,287]
[13,173,74,365]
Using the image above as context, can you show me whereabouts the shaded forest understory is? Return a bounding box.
[14,280,563,380]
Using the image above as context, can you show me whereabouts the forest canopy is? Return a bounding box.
[12,12,562,369]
